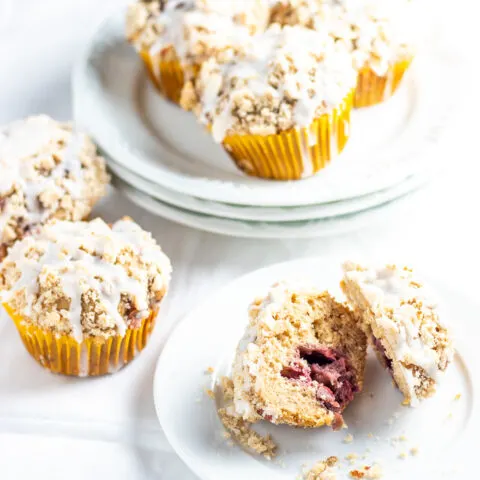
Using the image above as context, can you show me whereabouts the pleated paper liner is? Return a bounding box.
[140,50,186,104]
[4,303,158,377]
[221,90,354,181]
[355,58,412,108]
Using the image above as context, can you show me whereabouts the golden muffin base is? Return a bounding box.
[355,58,412,108]
[4,303,158,377]
[222,90,354,181]
[140,49,186,105]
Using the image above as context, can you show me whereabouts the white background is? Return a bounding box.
[0,0,479,478]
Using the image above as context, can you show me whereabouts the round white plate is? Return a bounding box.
[154,257,477,480]
[73,8,456,207]
[109,159,429,222]
[114,177,417,238]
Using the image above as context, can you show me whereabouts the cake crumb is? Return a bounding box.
[205,389,215,399]
[398,435,407,442]
[302,456,338,480]
[410,447,419,456]
[349,463,383,479]
[454,393,462,401]
[399,452,407,460]
[220,376,234,402]
[345,453,359,465]
[218,408,277,459]
[367,433,374,439]
[343,433,354,444]
[205,366,215,375]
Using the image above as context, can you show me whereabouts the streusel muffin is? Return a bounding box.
[231,282,367,430]
[0,218,172,376]
[126,0,268,104]
[341,262,454,406]
[0,115,109,261]
[182,24,356,180]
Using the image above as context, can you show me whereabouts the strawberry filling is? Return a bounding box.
[282,345,359,419]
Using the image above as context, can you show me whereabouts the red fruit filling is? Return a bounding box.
[372,336,393,372]
[281,345,359,418]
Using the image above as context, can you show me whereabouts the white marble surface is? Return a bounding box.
[0,1,479,478]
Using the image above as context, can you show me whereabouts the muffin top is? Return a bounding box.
[0,116,109,257]
[182,24,356,141]
[0,218,172,341]
[126,0,268,65]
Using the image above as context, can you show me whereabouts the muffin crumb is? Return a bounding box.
[302,456,338,480]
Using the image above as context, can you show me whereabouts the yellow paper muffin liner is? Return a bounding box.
[355,58,412,108]
[4,303,158,377]
[140,49,186,105]
[221,90,354,181]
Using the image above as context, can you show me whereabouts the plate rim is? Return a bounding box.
[108,159,430,222]
[114,176,418,239]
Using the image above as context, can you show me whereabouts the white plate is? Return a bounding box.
[153,257,478,480]
[114,177,417,239]
[109,159,429,222]
[73,8,457,207]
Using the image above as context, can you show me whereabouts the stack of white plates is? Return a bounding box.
[72,9,456,239]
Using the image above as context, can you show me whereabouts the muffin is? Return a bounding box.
[182,24,356,180]
[126,0,268,104]
[0,115,109,262]
[315,0,416,108]
[0,217,172,376]
[341,262,454,406]
[231,282,367,430]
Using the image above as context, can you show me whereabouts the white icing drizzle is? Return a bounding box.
[0,219,172,342]
[0,116,90,235]
[343,262,454,402]
[197,24,356,142]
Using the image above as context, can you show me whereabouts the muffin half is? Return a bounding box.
[0,115,109,261]
[231,282,367,429]
[341,261,454,406]
[0,217,172,376]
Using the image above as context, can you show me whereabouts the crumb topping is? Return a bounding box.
[271,0,416,75]
[0,218,172,341]
[184,24,356,141]
[349,463,382,479]
[218,377,277,459]
[303,456,338,480]
[0,116,109,255]
[126,0,268,63]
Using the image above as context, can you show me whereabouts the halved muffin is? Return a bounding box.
[341,261,454,406]
[231,282,367,430]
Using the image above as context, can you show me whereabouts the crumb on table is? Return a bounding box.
[205,389,215,399]
[343,433,354,444]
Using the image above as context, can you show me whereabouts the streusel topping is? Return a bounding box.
[0,116,109,255]
[183,24,356,141]
[0,218,172,341]
[316,0,416,75]
[126,0,268,64]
